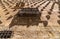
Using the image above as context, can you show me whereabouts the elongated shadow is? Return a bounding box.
[9,8,41,28]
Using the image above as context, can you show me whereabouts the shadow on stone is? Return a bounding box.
[9,8,41,28]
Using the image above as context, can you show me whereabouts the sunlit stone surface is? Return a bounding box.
[0,0,60,39]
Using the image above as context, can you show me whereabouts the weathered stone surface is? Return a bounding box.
[0,0,60,39]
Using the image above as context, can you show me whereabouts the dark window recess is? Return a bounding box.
[0,20,2,24]
[0,30,12,38]
[9,8,41,28]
